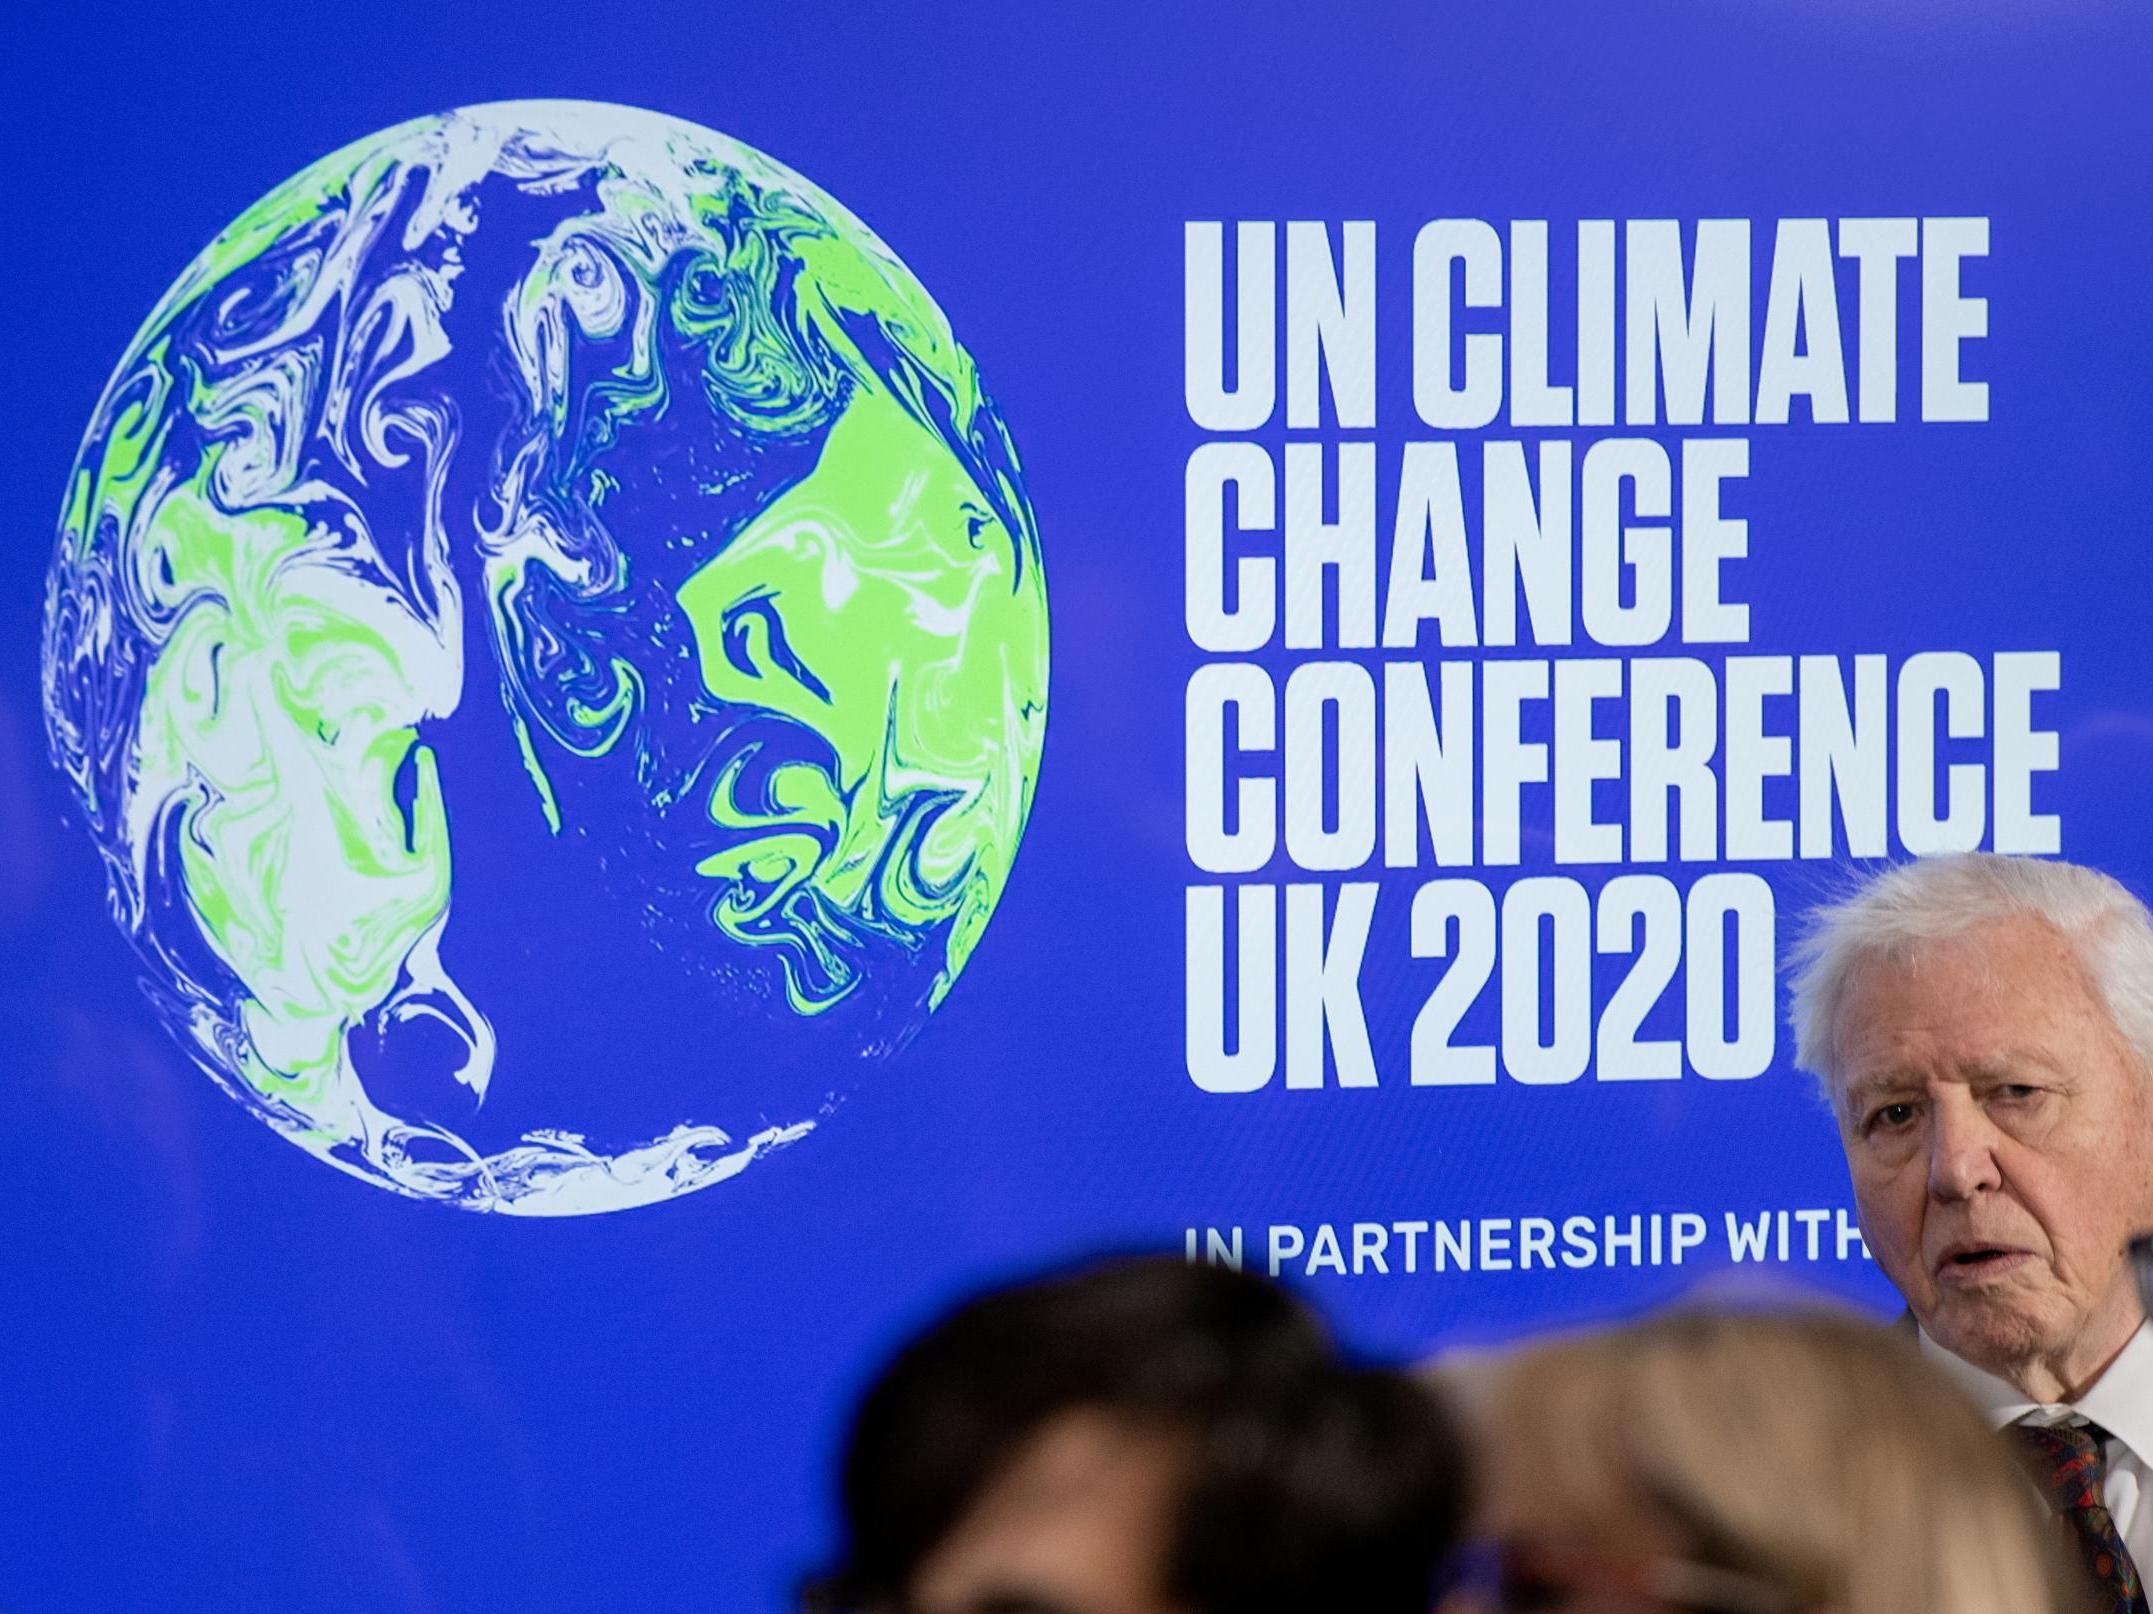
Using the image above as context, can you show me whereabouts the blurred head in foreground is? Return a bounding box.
[1788,852,2153,1403]
[806,1256,1467,1614]
[1450,1307,2069,1614]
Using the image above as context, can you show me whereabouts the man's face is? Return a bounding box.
[905,1411,1188,1614]
[1833,915,2153,1395]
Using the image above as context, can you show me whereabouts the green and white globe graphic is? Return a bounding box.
[40,102,1049,1214]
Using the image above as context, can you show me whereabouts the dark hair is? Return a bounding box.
[806,1257,1467,1614]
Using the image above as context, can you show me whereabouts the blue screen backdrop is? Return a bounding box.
[2,3,2148,1608]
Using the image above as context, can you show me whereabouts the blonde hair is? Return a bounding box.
[1483,1308,2072,1614]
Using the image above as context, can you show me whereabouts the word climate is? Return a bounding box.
[1181,216,2060,1097]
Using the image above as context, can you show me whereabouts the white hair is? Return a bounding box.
[1786,853,2153,1096]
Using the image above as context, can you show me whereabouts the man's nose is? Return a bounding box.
[1927,1096,2004,1200]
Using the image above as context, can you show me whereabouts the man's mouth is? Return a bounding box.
[1934,1243,2034,1285]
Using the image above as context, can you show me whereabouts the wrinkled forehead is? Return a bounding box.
[1838,916,2075,1021]
[1828,918,2141,1089]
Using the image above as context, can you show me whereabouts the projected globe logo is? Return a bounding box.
[40,102,1049,1214]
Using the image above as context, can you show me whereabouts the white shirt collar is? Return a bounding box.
[1919,1320,2153,1465]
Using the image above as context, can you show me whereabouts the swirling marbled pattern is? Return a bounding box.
[41,102,1048,1213]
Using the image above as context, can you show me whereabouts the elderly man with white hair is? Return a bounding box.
[1791,852,2153,1614]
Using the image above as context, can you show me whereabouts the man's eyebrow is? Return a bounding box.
[1966,1050,2068,1080]
[1840,1070,1921,1101]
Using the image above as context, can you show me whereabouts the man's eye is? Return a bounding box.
[1869,1102,1918,1132]
[1994,1083,2043,1104]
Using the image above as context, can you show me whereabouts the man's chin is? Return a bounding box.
[1920,1289,2061,1377]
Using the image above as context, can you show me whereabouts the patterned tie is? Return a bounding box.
[2012,1420,2148,1614]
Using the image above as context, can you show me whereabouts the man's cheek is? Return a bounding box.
[1857,1183,1922,1275]
[1846,1156,1902,1220]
